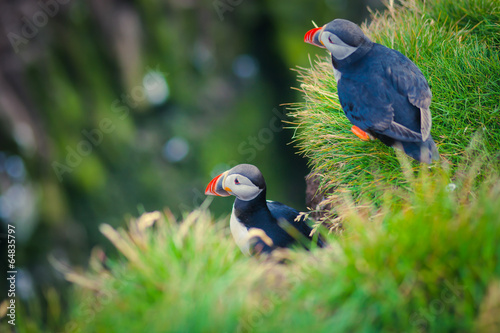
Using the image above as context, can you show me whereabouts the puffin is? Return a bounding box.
[304,19,439,163]
[205,164,325,255]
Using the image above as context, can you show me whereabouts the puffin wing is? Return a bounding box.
[267,201,325,247]
[338,76,395,134]
[338,50,431,143]
[384,51,432,141]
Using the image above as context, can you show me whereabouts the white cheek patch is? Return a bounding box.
[234,185,262,201]
[225,174,262,201]
[322,32,358,60]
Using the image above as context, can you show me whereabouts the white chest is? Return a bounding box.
[230,206,251,256]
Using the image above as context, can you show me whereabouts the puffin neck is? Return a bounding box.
[233,188,269,226]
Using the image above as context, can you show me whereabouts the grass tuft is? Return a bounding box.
[61,207,279,333]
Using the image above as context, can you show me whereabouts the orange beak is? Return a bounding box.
[205,171,230,197]
[304,26,325,48]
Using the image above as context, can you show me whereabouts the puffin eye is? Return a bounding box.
[234,178,240,185]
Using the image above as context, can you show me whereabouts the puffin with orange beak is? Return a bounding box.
[305,19,439,163]
[206,164,325,255]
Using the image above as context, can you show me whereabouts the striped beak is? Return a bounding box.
[205,171,230,197]
[304,26,325,48]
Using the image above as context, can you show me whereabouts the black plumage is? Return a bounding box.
[305,19,439,163]
[205,164,325,255]
[233,192,324,253]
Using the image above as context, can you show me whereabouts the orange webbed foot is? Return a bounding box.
[351,125,370,141]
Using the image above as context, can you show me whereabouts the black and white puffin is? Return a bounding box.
[205,164,325,255]
[304,19,439,163]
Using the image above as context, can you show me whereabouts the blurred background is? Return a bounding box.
[0,0,382,326]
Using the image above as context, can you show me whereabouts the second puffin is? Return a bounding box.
[305,19,439,163]
[205,164,325,255]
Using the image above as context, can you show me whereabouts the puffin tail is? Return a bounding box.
[401,136,439,164]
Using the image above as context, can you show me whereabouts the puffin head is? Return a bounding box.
[205,164,265,201]
[304,19,373,62]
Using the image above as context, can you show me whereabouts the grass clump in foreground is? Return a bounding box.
[36,163,500,333]
[289,0,500,221]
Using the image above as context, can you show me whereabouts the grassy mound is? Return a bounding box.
[31,165,500,333]
[289,0,500,218]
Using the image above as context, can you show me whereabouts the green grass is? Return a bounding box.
[288,0,500,220]
[17,162,499,333]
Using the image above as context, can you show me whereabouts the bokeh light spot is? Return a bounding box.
[163,137,189,163]
[143,70,170,105]
[232,54,259,79]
